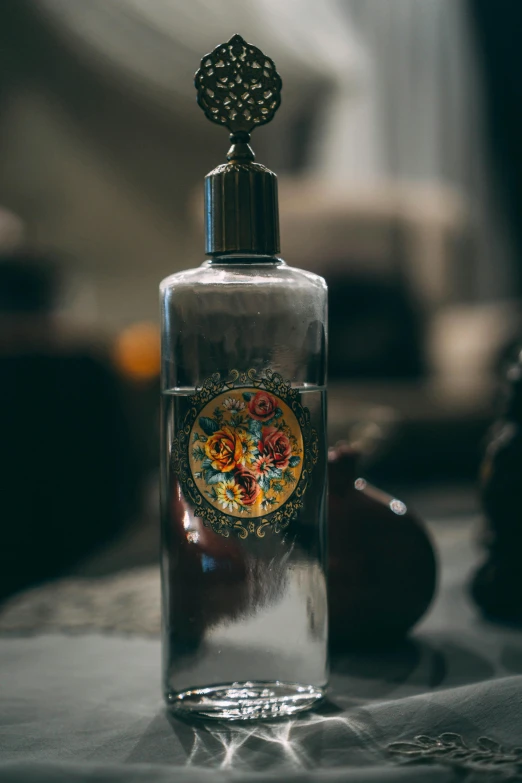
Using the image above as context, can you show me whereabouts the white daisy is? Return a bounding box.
[216,479,244,511]
[222,397,245,411]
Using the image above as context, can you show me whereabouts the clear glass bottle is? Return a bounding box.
[160,35,328,720]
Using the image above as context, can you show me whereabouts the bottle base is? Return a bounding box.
[165,681,325,721]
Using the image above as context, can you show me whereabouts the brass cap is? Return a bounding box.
[205,157,280,257]
[195,35,282,257]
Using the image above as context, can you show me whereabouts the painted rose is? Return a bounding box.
[234,467,262,506]
[205,425,243,472]
[260,426,292,469]
[248,391,278,422]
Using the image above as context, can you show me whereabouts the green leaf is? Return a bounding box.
[259,475,271,492]
[205,469,228,485]
[283,468,296,485]
[192,432,199,442]
[248,419,262,439]
[242,392,253,401]
[289,456,301,467]
[199,417,219,436]
[213,406,224,422]
[230,412,245,429]
[202,457,212,470]
[274,407,283,419]
[192,445,205,461]
[271,481,283,493]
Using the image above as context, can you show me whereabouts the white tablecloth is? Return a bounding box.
[2,516,522,782]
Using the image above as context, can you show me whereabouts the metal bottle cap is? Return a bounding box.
[195,34,282,257]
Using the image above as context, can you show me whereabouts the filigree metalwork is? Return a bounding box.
[171,369,318,539]
[195,34,282,135]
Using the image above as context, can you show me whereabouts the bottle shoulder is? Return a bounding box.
[283,264,327,291]
[160,259,327,294]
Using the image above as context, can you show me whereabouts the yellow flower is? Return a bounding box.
[205,426,244,472]
[237,428,257,466]
[216,479,244,511]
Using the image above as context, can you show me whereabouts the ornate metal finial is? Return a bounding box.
[196,35,282,255]
[195,34,282,160]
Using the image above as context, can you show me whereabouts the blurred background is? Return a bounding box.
[1,0,522,600]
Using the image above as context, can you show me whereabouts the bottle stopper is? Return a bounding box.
[195,35,283,257]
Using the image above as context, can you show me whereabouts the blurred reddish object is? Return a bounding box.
[328,444,437,648]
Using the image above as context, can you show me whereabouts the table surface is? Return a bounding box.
[2,513,522,783]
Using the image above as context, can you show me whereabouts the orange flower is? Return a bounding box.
[205,426,244,472]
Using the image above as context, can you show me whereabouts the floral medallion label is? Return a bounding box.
[190,388,303,518]
[171,370,318,538]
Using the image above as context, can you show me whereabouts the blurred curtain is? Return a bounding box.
[312,0,513,301]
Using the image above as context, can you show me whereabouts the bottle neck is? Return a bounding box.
[207,254,283,266]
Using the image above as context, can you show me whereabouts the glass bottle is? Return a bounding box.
[160,34,328,720]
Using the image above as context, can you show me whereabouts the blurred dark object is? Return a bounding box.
[327,272,424,380]
[471,346,522,621]
[0,254,58,312]
[328,443,437,649]
[328,382,492,487]
[0,252,141,602]
[327,300,522,487]
[469,0,522,295]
